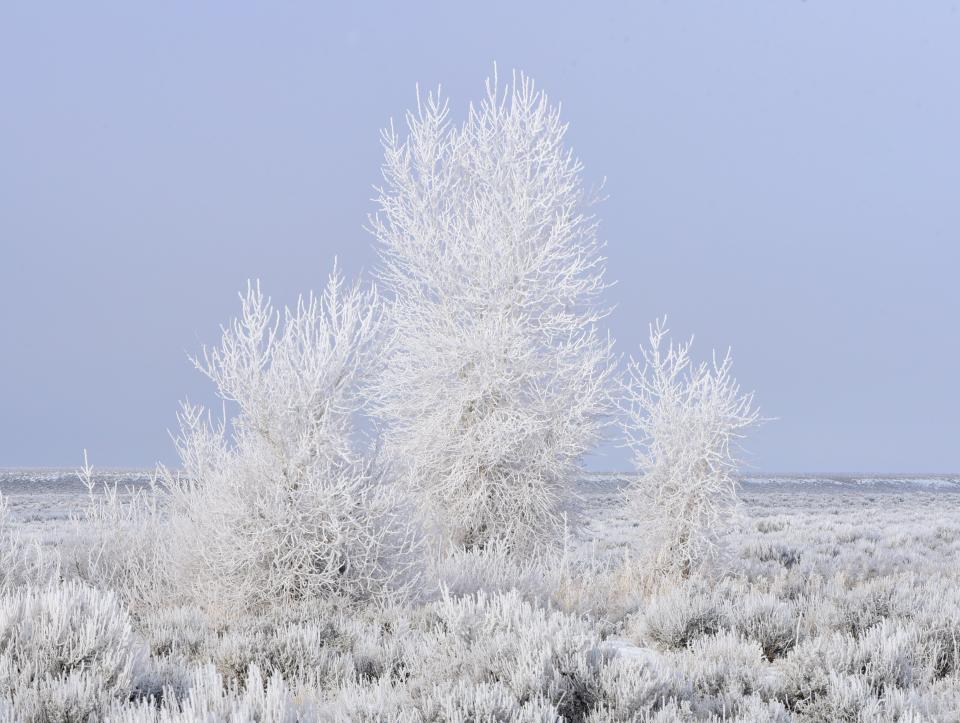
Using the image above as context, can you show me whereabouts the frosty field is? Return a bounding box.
[3,470,960,721]
[5,3,959,716]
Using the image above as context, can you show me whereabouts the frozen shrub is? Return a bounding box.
[312,590,608,719]
[551,555,650,628]
[209,621,353,690]
[724,592,798,661]
[110,664,309,722]
[432,538,559,601]
[879,677,960,720]
[0,491,10,530]
[826,576,913,638]
[0,492,21,591]
[633,697,789,723]
[754,517,788,534]
[69,455,169,615]
[411,589,602,719]
[370,69,615,552]
[4,672,117,723]
[144,599,415,695]
[742,541,803,570]
[645,699,697,722]
[808,672,891,722]
[731,695,792,723]
[261,623,350,683]
[775,632,859,710]
[589,655,689,720]
[916,614,960,680]
[140,605,213,661]
[674,632,772,715]
[420,680,560,722]
[623,319,760,580]
[629,584,723,650]
[856,621,922,691]
[0,581,144,720]
[327,677,560,723]
[775,621,931,717]
[320,678,421,722]
[161,267,421,616]
[328,602,419,685]
[0,492,58,593]
[131,657,194,709]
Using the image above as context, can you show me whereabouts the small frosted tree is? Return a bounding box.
[161,265,419,614]
[624,318,760,580]
[369,70,615,551]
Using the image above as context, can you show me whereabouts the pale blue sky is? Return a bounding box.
[2,2,958,472]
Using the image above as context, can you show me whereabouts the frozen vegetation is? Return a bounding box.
[2,71,956,721]
[2,473,960,720]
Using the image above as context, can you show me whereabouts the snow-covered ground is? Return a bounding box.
[4,469,960,720]
[5,467,959,572]
[5,467,957,548]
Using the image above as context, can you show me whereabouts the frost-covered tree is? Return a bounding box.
[624,318,760,580]
[369,70,615,551]
[161,266,420,615]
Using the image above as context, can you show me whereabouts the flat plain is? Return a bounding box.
[3,470,960,721]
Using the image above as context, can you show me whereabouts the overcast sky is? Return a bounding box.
[2,2,958,472]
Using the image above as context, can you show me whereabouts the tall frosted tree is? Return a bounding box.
[369,70,615,551]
